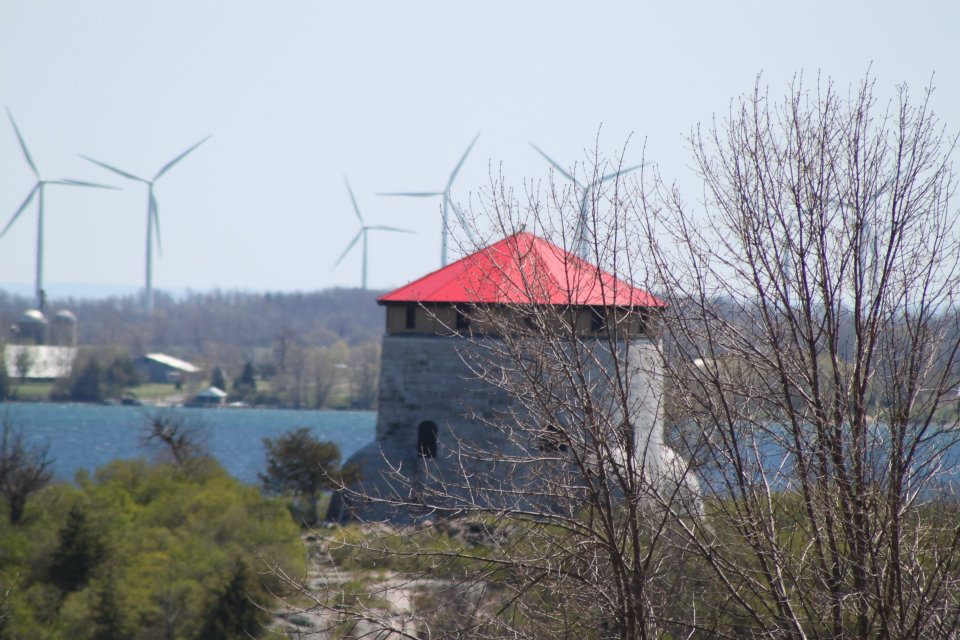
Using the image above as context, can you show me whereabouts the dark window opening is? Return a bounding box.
[417,421,438,458]
[591,308,606,333]
[539,424,568,453]
[405,304,417,330]
[455,305,472,331]
[637,308,649,334]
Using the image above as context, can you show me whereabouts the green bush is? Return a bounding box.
[69,359,104,403]
[0,458,301,639]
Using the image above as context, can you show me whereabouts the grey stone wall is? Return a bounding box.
[338,333,667,522]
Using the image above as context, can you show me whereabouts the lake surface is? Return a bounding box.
[0,402,375,485]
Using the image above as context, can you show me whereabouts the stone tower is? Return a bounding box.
[337,232,670,522]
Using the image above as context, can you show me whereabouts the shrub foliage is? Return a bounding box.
[0,457,300,639]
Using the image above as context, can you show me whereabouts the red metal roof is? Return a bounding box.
[378,232,665,307]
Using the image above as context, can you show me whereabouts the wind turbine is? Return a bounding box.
[2,109,117,311]
[81,135,210,313]
[530,143,648,259]
[335,177,414,290]
[379,133,480,267]
[831,179,893,299]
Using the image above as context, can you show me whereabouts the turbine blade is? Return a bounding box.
[377,191,444,198]
[53,178,120,189]
[449,200,478,244]
[529,142,580,187]
[80,155,147,182]
[7,109,39,178]
[446,132,481,189]
[1,185,38,238]
[333,230,363,268]
[153,135,211,181]
[367,225,415,234]
[576,186,592,249]
[600,161,649,182]
[343,176,364,224]
[150,190,163,258]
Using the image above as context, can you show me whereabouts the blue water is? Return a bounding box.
[0,402,375,485]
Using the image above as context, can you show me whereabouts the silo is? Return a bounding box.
[50,310,78,346]
[16,309,47,345]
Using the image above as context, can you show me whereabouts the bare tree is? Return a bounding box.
[13,348,33,382]
[0,411,53,525]
[279,76,960,639]
[141,410,208,469]
[311,342,346,409]
[349,341,380,410]
[274,325,297,374]
[0,352,10,400]
[641,75,960,638]
[297,149,701,640]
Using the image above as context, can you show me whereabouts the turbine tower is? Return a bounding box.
[81,135,210,313]
[2,109,117,311]
[530,143,647,259]
[830,179,893,298]
[379,133,480,267]
[335,177,414,290]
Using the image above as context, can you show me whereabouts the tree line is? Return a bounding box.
[0,288,385,355]
[0,288,386,409]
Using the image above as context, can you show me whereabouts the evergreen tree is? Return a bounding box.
[49,505,104,592]
[210,366,226,391]
[197,561,265,640]
[232,362,257,400]
[260,428,355,524]
[236,362,256,389]
[91,572,128,640]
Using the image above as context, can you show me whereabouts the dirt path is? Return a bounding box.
[269,533,446,639]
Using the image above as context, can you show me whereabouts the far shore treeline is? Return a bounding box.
[0,288,386,409]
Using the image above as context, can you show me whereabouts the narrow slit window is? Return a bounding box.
[417,421,438,458]
[637,308,649,335]
[455,305,471,331]
[406,304,417,330]
[591,308,606,333]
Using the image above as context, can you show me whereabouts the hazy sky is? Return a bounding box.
[1,0,957,296]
